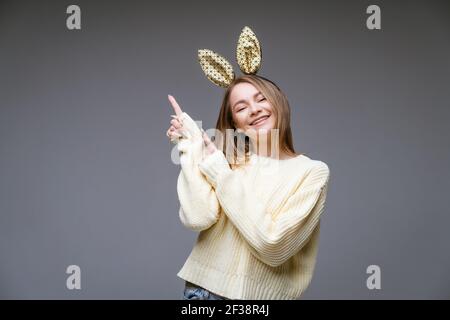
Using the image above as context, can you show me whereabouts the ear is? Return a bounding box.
[198,49,235,88]
[236,26,262,74]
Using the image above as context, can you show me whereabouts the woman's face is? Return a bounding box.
[229,82,277,134]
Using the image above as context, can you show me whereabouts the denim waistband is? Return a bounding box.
[184,281,229,300]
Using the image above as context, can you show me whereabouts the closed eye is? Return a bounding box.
[236,97,265,112]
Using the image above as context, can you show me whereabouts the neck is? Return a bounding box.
[251,134,284,160]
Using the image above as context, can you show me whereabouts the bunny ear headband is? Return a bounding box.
[197,26,262,88]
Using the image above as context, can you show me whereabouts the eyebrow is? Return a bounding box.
[232,92,263,110]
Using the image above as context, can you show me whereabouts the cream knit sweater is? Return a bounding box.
[174,112,330,300]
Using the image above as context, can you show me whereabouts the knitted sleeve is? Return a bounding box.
[198,149,330,267]
[174,112,220,232]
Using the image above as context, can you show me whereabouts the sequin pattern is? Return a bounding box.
[236,26,262,74]
[198,49,235,88]
[197,26,262,88]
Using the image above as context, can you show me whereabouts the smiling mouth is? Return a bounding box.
[250,115,270,126]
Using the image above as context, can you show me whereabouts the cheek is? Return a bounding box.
[268,115,277,128]
[233,114,247,128]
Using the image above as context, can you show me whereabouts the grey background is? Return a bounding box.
[0,0,449,299]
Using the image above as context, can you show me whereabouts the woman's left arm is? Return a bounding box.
[198,150,330,267]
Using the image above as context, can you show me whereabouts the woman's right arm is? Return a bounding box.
[166,96,221,232]
[176,113,221,231]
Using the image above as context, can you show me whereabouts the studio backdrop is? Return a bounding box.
[0,0,449,299]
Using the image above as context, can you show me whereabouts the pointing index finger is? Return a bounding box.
[168,95,183,117]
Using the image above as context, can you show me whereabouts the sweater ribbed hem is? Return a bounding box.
[177,257,299,300]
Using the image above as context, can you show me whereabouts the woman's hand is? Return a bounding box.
[201,129,217,156]
[166,95,185,143]
[166,94,217,156]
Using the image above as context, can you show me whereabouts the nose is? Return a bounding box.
[248,101,263,115]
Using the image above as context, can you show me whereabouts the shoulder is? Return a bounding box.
[298,155,330,185]
[298,154,329,173]
[314,160,330,177]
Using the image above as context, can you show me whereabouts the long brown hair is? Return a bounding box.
[213,75,298,169]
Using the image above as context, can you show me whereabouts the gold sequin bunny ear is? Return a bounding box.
[198,49,235,88]
[236,26,262,75]
[197,26,262,88]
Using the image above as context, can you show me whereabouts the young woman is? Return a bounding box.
[166,74,331,300]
